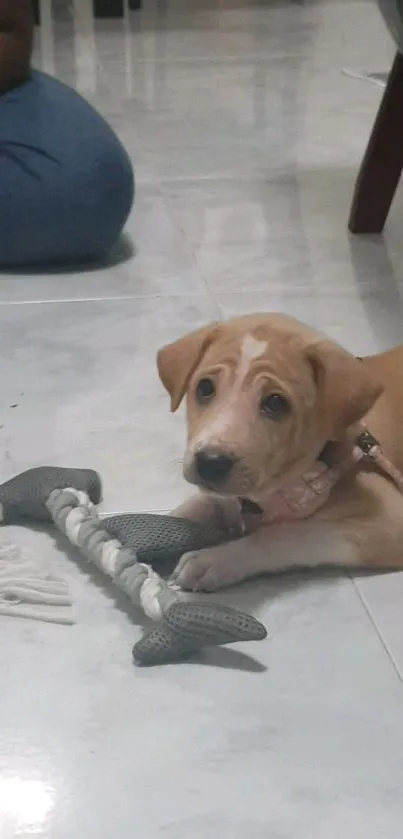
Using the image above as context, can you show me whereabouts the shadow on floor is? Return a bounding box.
[0,233,135,276]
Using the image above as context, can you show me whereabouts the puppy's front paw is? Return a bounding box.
[171,549,232,593]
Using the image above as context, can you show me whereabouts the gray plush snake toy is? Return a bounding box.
[0,467,266,665]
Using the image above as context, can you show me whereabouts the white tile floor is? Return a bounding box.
[1,1,403,837]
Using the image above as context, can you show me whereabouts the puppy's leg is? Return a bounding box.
[171,494,243,538]
[172,516,396,592]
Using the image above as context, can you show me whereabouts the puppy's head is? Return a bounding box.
[157,314,382,501]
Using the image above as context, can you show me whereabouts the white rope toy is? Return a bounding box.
[46,487,178,621]
[0,541,73,625]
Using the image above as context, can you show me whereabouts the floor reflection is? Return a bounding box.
[0,776,55,834]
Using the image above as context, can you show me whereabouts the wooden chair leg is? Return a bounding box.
[93,0,124,17]
[349,51,403,234]
[32,0,40,24]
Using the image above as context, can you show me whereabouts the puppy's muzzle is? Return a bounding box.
[194,448,235,488]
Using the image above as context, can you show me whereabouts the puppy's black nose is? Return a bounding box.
[195,449,235,485]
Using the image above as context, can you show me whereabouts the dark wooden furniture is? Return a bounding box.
[32,0,40,24]
[349,52,403,234]
[93,0,124,15]
[32,0,142,25]
[349,1,403,233]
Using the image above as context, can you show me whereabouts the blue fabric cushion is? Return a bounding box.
[0,71,134,267]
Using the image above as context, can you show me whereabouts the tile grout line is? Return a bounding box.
[0,289,395,308]
[159,186,222,316]
[0,292,213,307]
[350,574,403,685]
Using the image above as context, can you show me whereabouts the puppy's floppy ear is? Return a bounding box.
[157,323,219,411]
[307,340,383,437]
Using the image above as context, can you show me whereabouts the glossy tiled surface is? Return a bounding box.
[1,1,403,836]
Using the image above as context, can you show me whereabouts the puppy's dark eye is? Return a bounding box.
[195,378,215,403]
[260,393,290,419]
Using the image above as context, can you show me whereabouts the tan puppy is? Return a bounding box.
[157,313,403,592]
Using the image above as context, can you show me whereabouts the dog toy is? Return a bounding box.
[0,467,267,665]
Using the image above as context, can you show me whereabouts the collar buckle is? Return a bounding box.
[356,430,379,455]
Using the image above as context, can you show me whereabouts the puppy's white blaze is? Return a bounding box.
[241,334,268,362]
[191,333,268,451]
[235,334,268,384]
[194,408,235,447]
